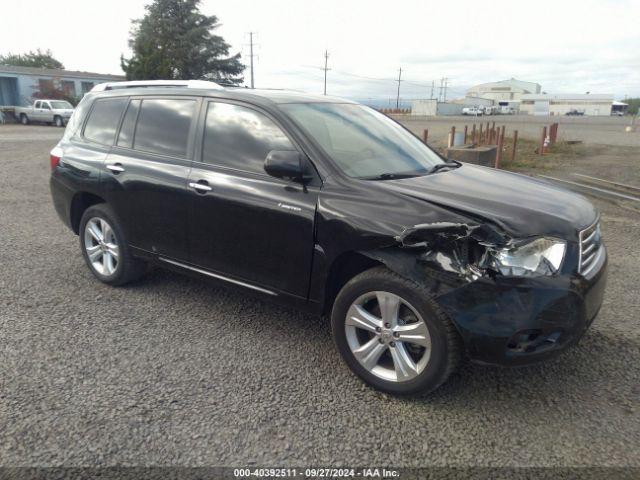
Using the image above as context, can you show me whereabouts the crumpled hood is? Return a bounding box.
[376,163,597,240]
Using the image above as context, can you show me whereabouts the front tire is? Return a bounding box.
[331,266,462,395]
[54,115,64,127]
[79,204,146,286]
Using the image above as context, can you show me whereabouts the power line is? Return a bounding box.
[297,65,467,98]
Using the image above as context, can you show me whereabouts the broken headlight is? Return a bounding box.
[490,237,566,276]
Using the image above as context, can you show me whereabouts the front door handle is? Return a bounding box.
[189,181,212,193]
[106,163,125,173]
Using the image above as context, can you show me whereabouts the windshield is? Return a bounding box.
[280,103,443,179]
[50,101,73,109]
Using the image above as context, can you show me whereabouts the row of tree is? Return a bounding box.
[1,0,244,84]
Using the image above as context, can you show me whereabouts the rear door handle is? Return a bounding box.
[189,181,212,193]
[106,163,125,173]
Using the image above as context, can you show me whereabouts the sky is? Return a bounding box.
[2,0,639,103]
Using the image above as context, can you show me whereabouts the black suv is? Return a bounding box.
[50,80,607,395]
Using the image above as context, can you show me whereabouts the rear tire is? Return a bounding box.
[79,204,146,286]
[331,266,462,395]
[20,113,29,125]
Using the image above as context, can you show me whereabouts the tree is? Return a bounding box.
[32,78,79,106]
[0,49,64,69]
[121,0,244,84]
[625,98,640,116]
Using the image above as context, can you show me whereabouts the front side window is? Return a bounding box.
[280,103,444,179]
[34,101,41,109]
[83,98,127,146]
[202,102,294,174]
[133,98,196,157]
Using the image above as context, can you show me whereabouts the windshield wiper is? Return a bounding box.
[361,172,425,181]
[428,161,461,174]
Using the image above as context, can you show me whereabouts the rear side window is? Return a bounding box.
[202,102,294,174]
[116,99,141,149]
[133,98,196,157]
[84,98,127,146]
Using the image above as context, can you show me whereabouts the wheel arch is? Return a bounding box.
[322,251,382,316]
[70,192,107,234]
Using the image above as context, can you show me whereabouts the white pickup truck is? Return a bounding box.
[14,99,75,127]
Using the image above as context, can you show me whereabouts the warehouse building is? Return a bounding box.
[0,65,124,107]
[520,93,614,116]
[466,78,541,102]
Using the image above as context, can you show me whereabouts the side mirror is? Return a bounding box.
[264,150,306,182]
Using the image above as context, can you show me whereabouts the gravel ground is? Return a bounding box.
[1,125,639,468]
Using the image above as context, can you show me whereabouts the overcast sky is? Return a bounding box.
[2,0,638,102]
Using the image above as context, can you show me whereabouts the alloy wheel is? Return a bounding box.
[84,217,119,276]
[345,291,432,382]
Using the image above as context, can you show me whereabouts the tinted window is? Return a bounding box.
[84,98,127,146]
[202,102,294,174]
[134,98,196,157]
[34,101,41,108]
[117,99,141,149]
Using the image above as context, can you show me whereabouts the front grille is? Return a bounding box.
[579,220,602,276]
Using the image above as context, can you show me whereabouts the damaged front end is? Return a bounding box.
[393,221,509,283]
[358,220,594,366]
[366,220,567,289]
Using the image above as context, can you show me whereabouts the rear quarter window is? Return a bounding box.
[83,98,127,146]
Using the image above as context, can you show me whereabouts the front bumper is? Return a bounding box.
[436,247,607,366]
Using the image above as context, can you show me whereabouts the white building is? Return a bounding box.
[466,78,541,102]
[520,94,614,116]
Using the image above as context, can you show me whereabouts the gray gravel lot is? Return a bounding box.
[1,125,639,467]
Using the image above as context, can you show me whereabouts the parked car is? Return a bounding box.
[14,99,74,127]
[462,106,483,116]
[566,109,585,116]
[50,80,607,395]
[500,106,515,115]
[483,106,497,115]
[611,111,624,116]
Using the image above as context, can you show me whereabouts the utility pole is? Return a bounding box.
[396,67,402,110]
[430,80,434,100]
[438,78,444,102]
[248,32,256,89]
[443,77,449,102]
[322,50,330,95]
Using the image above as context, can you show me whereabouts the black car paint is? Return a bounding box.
[50,86,607,366]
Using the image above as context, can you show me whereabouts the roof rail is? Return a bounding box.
[90,80,224,92]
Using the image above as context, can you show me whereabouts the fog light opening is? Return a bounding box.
[507,329,564,354]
